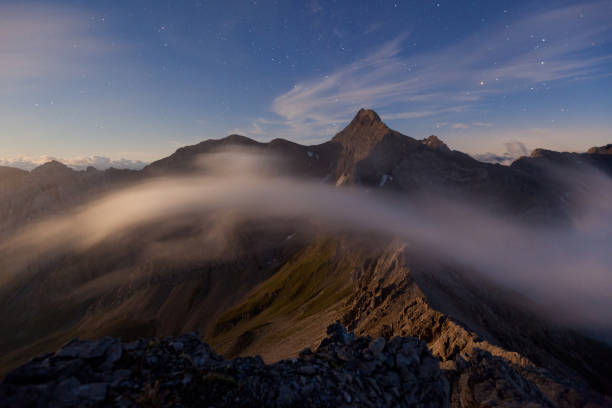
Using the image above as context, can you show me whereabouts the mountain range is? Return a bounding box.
[1,109,612,407]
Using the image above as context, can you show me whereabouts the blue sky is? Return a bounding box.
[1,0,611,169]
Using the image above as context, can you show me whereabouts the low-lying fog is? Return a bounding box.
[1,150,611,340]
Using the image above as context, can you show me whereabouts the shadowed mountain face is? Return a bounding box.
[1,109,612,406]
[0,109,584,233]
[587,144,612,155]
[0,161,139,235]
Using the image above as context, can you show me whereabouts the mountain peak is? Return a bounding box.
[529,148,555,158]
[353,108,382,125]
[220,134,257,144]
[31,160,72,175]
[332,109,389,147]
[330,108,420,184]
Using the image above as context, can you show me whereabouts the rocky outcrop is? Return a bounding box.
[5,322,601,407]
[587,144,612,155]
[338,243,612,407]
[0,324,449,408]
[421,135,450,152]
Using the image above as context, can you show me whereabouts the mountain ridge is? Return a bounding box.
[1,109,612,406]
[3,108,611,179]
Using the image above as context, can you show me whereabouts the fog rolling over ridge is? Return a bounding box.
[2,149,612,337]
[4,0,612,404]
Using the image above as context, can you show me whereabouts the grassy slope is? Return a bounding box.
[207,239,356,360]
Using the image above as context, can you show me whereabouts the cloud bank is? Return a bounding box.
[472,141,531,165]
[2,150,612,337]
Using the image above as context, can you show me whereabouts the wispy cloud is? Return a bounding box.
[0,4,114,83]
[437,121,495,130]
[472,121,494,128]
[0,156,147,171]
[243,1,612,142]
[381,105,470,121]
[472,141,531,165]
[460,125,612,158]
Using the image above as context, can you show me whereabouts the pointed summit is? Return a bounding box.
[353,108,382,125]
[330,108,420,184]
[332,108,390,150]
[340,108,386,135]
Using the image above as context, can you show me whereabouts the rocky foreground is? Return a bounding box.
[1,324,579,408]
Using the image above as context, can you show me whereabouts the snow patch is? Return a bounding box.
[379,174,393,187]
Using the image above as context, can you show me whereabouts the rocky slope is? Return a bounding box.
[1,324,451,408]
[4,323,606,407]
[0,218,305,376]
[208,236,612,407]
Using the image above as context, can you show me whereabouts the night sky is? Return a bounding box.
[1,0,611,169]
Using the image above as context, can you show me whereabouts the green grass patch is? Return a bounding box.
[211,240,355,339]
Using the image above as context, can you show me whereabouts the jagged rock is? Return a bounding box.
[421,135,451,152]
[0,325,448,408]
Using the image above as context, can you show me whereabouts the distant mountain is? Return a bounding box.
[1,109,612,406]
[3,109,605,231]
[0,160,139,235]
[148,109,567,219]
[512,146,612,177]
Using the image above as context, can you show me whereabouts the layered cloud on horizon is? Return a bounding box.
[471,141,531,165]
[0,156,147,171]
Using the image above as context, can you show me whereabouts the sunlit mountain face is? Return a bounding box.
[1,1,612,407]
